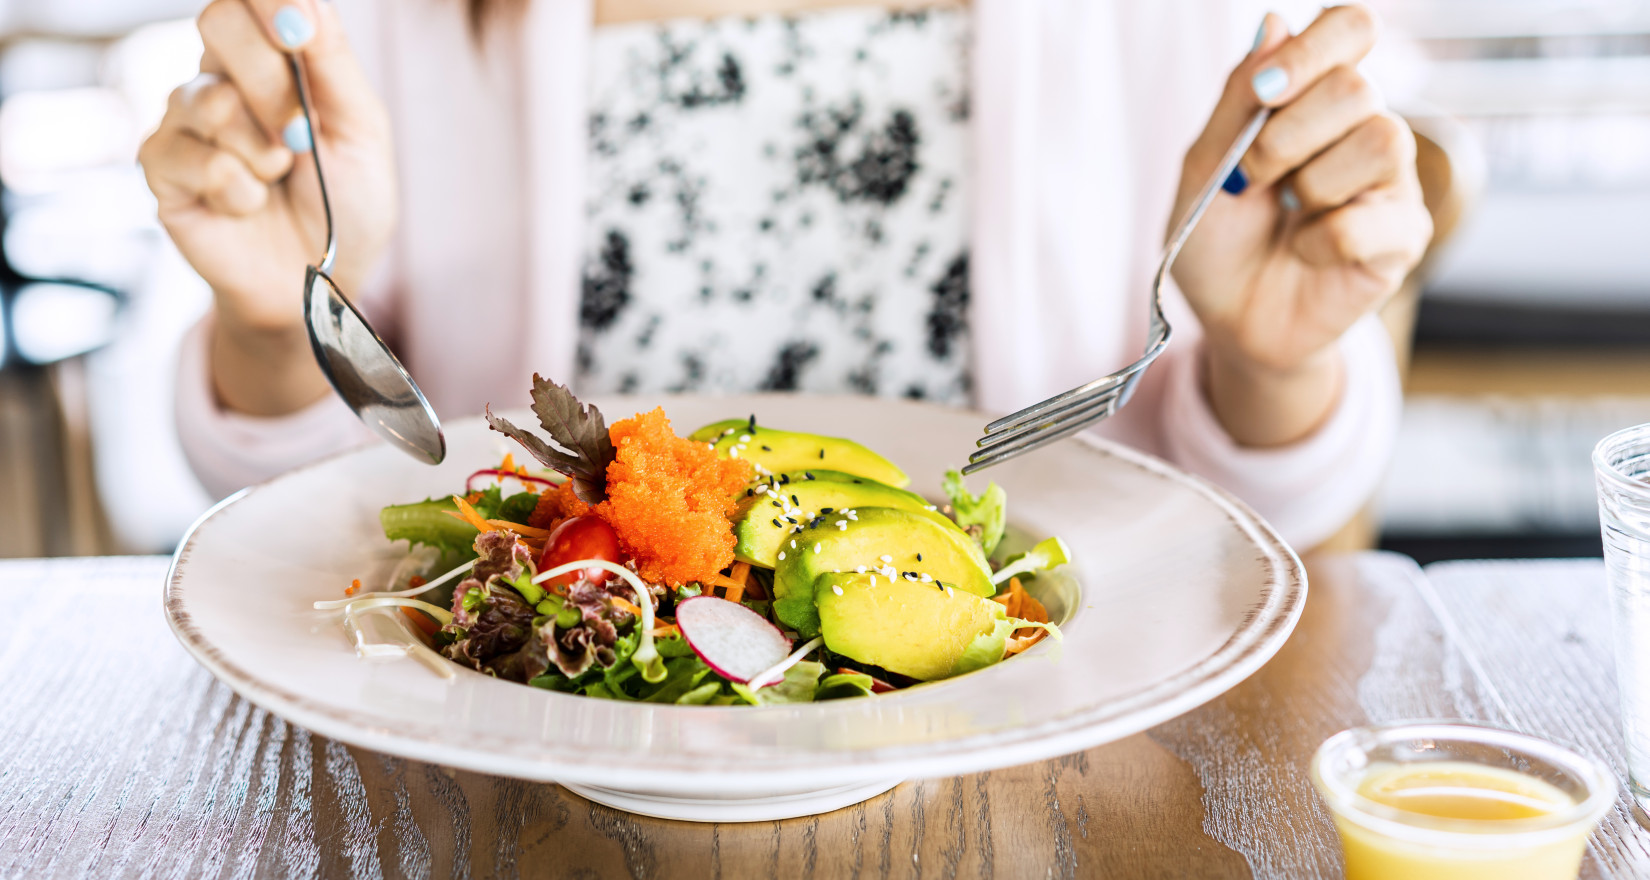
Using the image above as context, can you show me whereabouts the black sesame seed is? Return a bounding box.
[820,507,834,515]
[771,500,782,508]
[785,516,797,524]
[819,449,825,459]
[779,474,790,485]
[772,519,782,528]
[748,414,757,430]
[762,445,772,452]
[791,494,800,506]
[916,553,923,562]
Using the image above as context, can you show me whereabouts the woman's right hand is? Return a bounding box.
[139,0,396,416]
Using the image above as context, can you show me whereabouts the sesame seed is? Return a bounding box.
[791,494,800,506]
[945,586,954,596]
[916,553,923,562]
[791,539,797,548]
[814,543,822,553]
[707,443,717,451]
[730,447,740,458]
[856,566,867,573]
[837,521,848,530]
[804,472,815,480]
[879,555,893,563]
[772,519,782,528]
[778,551,787,561]
[920,573,932,582]
[870,575,877,586]
[739,434,752,443]
[924,504,936,512]
[779,474,790,485]
[762,445,773,452]
[832,585,844,596]
[820,507,834,514]
[819,449,826,459]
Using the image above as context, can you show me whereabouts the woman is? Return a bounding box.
[140,0,1431,548]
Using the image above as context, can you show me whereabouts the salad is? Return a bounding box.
[318,377,1065,705]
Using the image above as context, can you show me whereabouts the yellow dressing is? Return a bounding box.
[1336,762,1590,880]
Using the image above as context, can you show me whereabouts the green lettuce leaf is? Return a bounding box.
[990,536,1071,586]
[815,671,876,700]
[732,660,824,705]
[943,470,1007,557]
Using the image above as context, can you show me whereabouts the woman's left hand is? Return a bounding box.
[1171,4,1432,447]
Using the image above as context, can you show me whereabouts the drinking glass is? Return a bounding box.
[1596,423,1650,809]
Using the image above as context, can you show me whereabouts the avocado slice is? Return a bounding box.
[772,507,993,638]
[689,420,910,488]
[815,572,1013,681]
[734,472,959,567]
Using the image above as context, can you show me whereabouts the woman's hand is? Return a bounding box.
[139,0,396,416]
[1171,5,1431,447]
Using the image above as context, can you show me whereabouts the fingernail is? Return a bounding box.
[1222,166,1249,196]
[1252,15,1269,51]
[274,5,315,49]
[283,115,312,153]
[1253,67,1289,102]
[1279,183,1300,211]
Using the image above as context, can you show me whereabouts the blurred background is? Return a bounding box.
[0,0,1645,561]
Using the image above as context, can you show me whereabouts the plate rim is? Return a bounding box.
[164,397,1305,789]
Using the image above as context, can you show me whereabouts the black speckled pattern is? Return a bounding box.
[576,7,972,404]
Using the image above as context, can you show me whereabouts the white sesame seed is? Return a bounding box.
[706,443,716,450]
[856,565,867,573]
[945,586,955,596]
[920,573,932,582]
[879,555,893,563]
[832,585,844,596]
[814,543,823,553]
[791,539,797,548]
[870,575,877,586]
[739,434,752,442]
[729,448,740,458]
[838,521,848,530]
[778,551,786,561]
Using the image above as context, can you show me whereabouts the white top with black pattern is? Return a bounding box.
[576,7,972,405]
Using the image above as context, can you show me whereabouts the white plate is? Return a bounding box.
[165,395,1304,822]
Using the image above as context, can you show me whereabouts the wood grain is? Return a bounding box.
[4,554,1649,878]
[1424,560,1650,879]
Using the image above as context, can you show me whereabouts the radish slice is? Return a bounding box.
[674,596,792,683]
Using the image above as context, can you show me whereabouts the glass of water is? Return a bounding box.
[1595,423,1650,809]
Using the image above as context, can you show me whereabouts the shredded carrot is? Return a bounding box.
[345,578,362,596]
[464,492,483,504]
[408,575,426,589]
[449,495,493,533]
[994,577,1050,653]
[401,606,440,637]
[651,623,680,638]
[499,452,516,474]
[610,595,645,618]
[485,519,549,538]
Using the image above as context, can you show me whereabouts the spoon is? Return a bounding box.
[290,54,445,465]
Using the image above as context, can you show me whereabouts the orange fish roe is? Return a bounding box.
[596,407,752,586]
[528,480,591,531]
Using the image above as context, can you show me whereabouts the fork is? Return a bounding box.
[963,107,1271,475]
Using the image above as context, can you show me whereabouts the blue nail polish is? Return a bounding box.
[1253,67,1289,102]
[1279,184,1300,212]
[1252,15,1268,51]
[273,6,315,49]
[283,115,313,153]
[1222,166,1248,196]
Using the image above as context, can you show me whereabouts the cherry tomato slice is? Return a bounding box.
[538,514,622,590]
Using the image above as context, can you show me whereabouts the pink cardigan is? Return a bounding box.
[176,0,1399,550]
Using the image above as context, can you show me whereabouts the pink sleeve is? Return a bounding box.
[1157,314,1401,549]
[174,317,377,499]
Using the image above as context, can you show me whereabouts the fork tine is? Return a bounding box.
[984,373,1127,435]
[977,384,1120,449]
[963,408,1111,474]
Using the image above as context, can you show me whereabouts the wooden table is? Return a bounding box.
[4,553,1649,878]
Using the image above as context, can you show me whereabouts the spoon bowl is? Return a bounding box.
[291,53,445,465]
